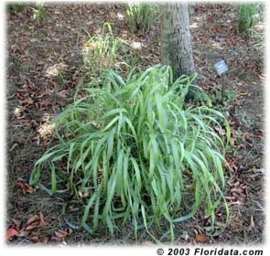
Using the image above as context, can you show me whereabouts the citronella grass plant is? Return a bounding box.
[82,23,128,77]
[30,65,231,243]
[126,3,156,33]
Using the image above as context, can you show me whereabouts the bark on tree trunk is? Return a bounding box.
[160,3,195,80]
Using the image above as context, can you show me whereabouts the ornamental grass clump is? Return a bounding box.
[126,3,156,33]
[82,22,127,77]
[30,65,231,242]
[238,3,261,33]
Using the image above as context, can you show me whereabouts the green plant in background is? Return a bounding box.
[126,3,156,33]
[7,2,26,14]
[82,23,128,78]
[238,3,260,33]
[211,88,236,105]
[32,2,47,21]
[30,65,231,243]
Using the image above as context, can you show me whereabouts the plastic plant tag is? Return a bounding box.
[214,59,229,76]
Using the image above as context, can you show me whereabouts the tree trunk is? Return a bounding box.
[160,3,195,79]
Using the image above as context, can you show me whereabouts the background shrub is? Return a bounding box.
[238,4,261,33]
[126,3,156,33]
[82,23,128,78]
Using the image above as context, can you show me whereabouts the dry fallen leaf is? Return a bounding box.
[242,131,253,141]
[25,223,39,231]
[239,91,248,96]
[141,241,154,246]
[250,215,255,229]
[52,235,64,242]
[39,211,45,225]
[6,227,18,240]
[55,230,68,238]
[214,126,226,136]
[195,233,210,243]
[229,137,235,147]
[26,214,40,226]
[234,180,240,187]
[17,181,36,194]
[231,187,244,194]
